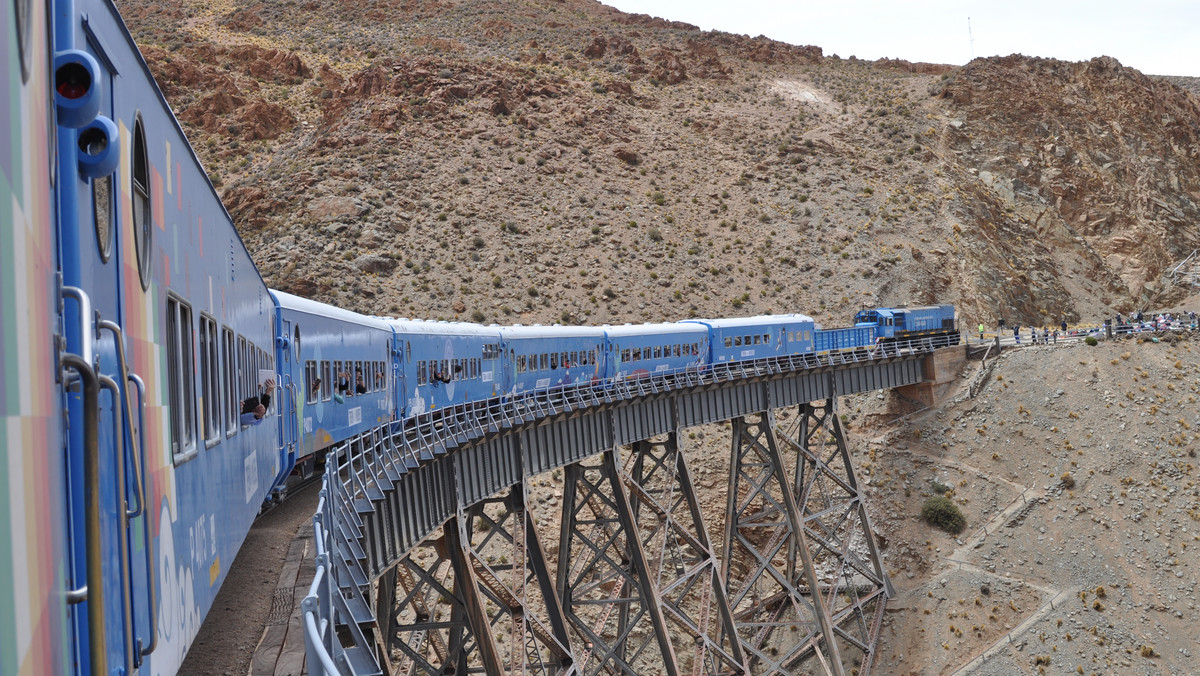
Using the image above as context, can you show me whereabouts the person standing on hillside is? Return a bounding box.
[978,323,985,340]
[1013,325,1021,345]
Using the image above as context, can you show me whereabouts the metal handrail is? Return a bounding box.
[100,374,136,675]
[61,354,106,676]
[97,320,143,519]
[127,373,158,658]
[62,286,95,369]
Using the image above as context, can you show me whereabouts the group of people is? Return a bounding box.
[1114,310,1197,334]
[1006,323,1062,346]
[979,309,1199,347]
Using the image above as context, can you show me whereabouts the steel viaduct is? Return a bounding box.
[300,337,966,676]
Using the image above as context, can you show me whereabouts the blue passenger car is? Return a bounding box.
[687,315,816,364]
[274,292,394,477]
[602,323,708,381]
[498,326,606,397]
[388,320,503,416]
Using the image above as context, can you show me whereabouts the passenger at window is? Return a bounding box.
[337,371,351,396]
[241,378,275,426]
[356,374,367,395]
[309,378,322,400]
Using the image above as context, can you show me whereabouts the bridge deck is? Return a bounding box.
[251,520,316,676]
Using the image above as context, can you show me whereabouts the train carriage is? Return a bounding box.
[388,320,502,417]
[687,315,815,365]
[498,326,606,397]
[602,322,708,381]
[274,292,394,483]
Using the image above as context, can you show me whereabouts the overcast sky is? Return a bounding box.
[602,1,1200,77]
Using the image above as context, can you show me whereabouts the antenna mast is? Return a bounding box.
[968,17,975,60]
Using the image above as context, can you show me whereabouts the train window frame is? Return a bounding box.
[724,337,732,348]
[15,0,31,81]
[131,115,152,290]
[653,346,662,359]
[92,175,113,262]
[293,326,301,364]
[198,314,220,447]
[166,296,198,464]
[305,360,319,404]
[321,361,332,400]
[515,356,525,374]
[222,327,237,437]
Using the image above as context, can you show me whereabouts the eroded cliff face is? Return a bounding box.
[120,0,1200,327]
[933,55,1200,315]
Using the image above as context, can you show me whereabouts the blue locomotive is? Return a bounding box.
[0,0,960,673]
[854,304,959,343]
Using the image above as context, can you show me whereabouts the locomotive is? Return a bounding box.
[0,0,958,673]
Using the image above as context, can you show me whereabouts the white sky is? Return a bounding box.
[602,1,1200,77]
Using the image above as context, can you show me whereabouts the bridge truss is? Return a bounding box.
[303,340,953,675]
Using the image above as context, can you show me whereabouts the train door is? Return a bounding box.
[269,312,300,500]
[389,338,402,420]
[56,20,154,674]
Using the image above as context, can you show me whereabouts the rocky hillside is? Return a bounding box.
[118,0,1200,331]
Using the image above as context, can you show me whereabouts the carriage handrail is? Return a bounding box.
[61,354,106,674]
[99,374,137,674]
[126,372,158,658]
[62,285,96,370]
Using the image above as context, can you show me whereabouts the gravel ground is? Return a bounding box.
[181,481,320,676]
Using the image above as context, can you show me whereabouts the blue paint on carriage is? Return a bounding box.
[601,323,708,381]
[684,315,815,364]
[388,319,502,417]
[498,326,606,397]
[274,292,394,462]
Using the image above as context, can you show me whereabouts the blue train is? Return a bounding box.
[0,0,959,673]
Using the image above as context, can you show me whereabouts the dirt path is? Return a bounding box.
[182,482,321,676]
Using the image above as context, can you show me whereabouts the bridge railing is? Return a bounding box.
[300,332,961,674]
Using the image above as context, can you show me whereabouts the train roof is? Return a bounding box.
[497,325,608,340]
[683,314,814,329]
[384,318,500,337]
[602,322,709,337]
[272,290,393,331]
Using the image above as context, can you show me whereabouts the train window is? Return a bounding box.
[550,354,558,370]
[131,116,152,290]
[237,336,248,411]
[223,327,237,436]
[93,175,113,262]
[751,335,760,345]
[764,333,771,344]
[621,349,630,362]
[166,297,197,463]
[418,360,427,384]
[355,362,364,393]
[535,354,545,371]
[733,336,741,347]
[516,356,525,374]
[198,315,220,445]
[332,360,342,393]
[651,346,660,359]
[321,361,332,400]
[305,360,318,404]
[294,326,301,364]
[724,337,732,348]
